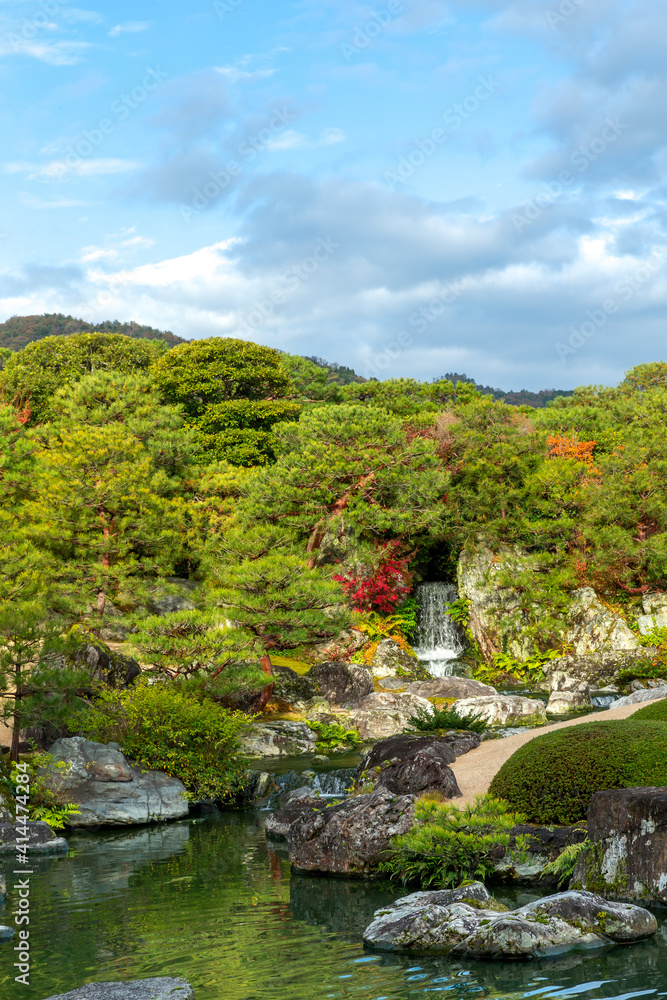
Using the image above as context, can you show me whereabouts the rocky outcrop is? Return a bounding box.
[59,635,141,688]
[609,687,667,708]
[572,786,667,902]
[544,649,655,693]
[42,737,189,827]
[494,823,589,883]
[312,629,367,663]
[369,639,424,680]
[270,666,324,712]
[546,689,591,716]
[355,734,461,798]
[147,577,198,616]
[238,720,318,757]
[635,592,667,636]
[406,678,497,699]
[566,588,639,656]
[265,788,325,839]
[44,979,195,1000]
[363,883,656,957]
[454,695,547,727]
[309,661,374,705]
[346,692,434,740]
[0,820,68,853]
[287,786,415,875]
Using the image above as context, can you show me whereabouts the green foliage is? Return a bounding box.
[353,600,419,646]
[306,721,362,753]
[542,839,590,886]
[616,655,667,686]
[380,794,526,888]
[445,597,470,628]
[621,361,667,392]
[407,704,489,733]
[633,698,667,722]
[489,719,667,825]
[0,753,81,829]
[280,354,342,402]
[475,648,562,687]
[1,332,167,423]
[75,680,251,802]
[193,398,301,466]
[0,312,182,352]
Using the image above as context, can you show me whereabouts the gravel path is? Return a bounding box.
[450,698,665,806]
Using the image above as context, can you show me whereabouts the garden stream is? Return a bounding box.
[1,801,667,1000]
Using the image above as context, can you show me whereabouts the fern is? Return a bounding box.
[542,839,590,886]
[406,704,489,734]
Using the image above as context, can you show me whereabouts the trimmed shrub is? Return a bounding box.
[407,704,489,734]
[75,681,251,802]
[634,697,667,722]
[489,720,667,825]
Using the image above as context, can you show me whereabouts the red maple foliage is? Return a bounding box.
[334,543,411,613]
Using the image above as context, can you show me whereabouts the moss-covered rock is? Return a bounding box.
[489,720,667,825]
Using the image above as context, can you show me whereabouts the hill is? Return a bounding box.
[0,314,184,352]
[441,372,575,408]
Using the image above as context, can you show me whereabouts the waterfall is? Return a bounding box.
[413,581,466,677]
[250,767,356,810]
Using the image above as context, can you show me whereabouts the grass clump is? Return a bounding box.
[489,719,667,825]
[379,794,526,888]
[406,704,489,734]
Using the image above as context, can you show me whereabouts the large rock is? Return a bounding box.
[355,734,461,798]
[43,979,195,1000]
[363,884,656,957]
[0,820,68,853]
[288,786,415,875]
[544,649,656,692]
[309,661,373,705]
[566,588,640,655]
[636,591,667,636]
[406,677,497,699]
[609,687,667,708]
[346,692,434,740]
[147,577,198,615]
[238,720,318,757]
[494,823,589,883]
[572,786,667,902]
[43,737,189,827]
[368,639,423,680]
[60,635,141,688]
[546,689,591,716]
[265,789,325,839]
[312,629,367,663]
[454,695,547,727]
[270,665,323,711]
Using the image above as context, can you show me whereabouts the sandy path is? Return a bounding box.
[450,698,665,806]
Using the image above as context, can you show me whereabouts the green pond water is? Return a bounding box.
[1,811,667,1000]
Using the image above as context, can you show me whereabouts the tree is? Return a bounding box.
[621,361,667,392]
[1,332,167,424]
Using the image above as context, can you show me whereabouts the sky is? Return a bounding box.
[0,0,665,389]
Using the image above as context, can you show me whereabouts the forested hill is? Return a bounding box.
[0,313,184,351]
[442,373,575,408]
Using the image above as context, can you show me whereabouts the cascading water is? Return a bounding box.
[413,581,466,677]
[255,767,356,810]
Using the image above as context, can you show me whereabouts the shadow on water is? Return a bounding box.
[1,811,666,1000]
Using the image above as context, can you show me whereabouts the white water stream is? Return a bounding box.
[413,581,466,677]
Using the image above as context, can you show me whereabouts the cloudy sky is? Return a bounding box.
[0,0,665,389]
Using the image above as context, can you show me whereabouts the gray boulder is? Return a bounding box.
[265,789,324,839]
[637,591,667,635]
[572,786,667,902]
[610,687,667,708]
[544,649,658,692]
[238,720,318,757]
[309,661,373,705]
[346,691,434,740]
[566,588,640,656]
[288,786,415,875]
[0,820,68,854]
[147,577,198,616]
[406,677,497,699]
[369,639,424,679]
[363,885,656,957]
[58,636,141,689]
[546,689,591,716]
[355,734,463,798]
[43,737,188,827]
[454,695,547,727]
[271,666,322,710]
[0,926,12,939]
[43,978,194,1000]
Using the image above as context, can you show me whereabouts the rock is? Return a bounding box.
[637,591,667,635]
[454,695,547,727]
[0,820,68,853]
[494,823,588,883]
[609,687,667,708]
[0,926,12,939]
[288,786,415,875]
[566,587,639,656]
[309,661,374,705]
[43,737,189,827]
[363,884,656,957]
[266,791,324,839]
[546,690,591,715]
[355,734,461,798]
[43,978,195,1000]
[369,639,423,679]
[544,649,659,692]
[346,692,434,741]
[238,720,318,757]
[61,635,141,688]
[148,577,198,616]
[270,666,323,712]
[312,629,367,664]
[406,677,497,699]
[572,786,667,902]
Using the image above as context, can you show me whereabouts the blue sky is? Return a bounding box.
[0,0,665,389]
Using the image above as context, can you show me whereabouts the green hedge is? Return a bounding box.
[489,720,667,824]
[633,697,667,722]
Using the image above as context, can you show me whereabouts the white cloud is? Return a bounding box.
[108,21,151,37]
[26,158,141,181]
[0,39,92,65]
[266,128,347,151]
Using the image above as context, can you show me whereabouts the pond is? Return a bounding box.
[1,812,666,1000]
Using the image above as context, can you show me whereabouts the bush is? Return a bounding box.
[489,719,667,825]
[633,697,667,722]
[406,704,489,733]
[0,753,80,829]
[380,794,526,888]
[75,681,251,802]
[306,721,362,753]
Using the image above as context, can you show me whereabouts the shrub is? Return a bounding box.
[633,697,667,722]
[406,704,489,734]
[380,794,526,888]
[75,680,251,802]
[0,753,80,829]
[306,721,362,753]
[489,719,667,825]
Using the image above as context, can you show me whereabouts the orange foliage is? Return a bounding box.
[547,435,596,464]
